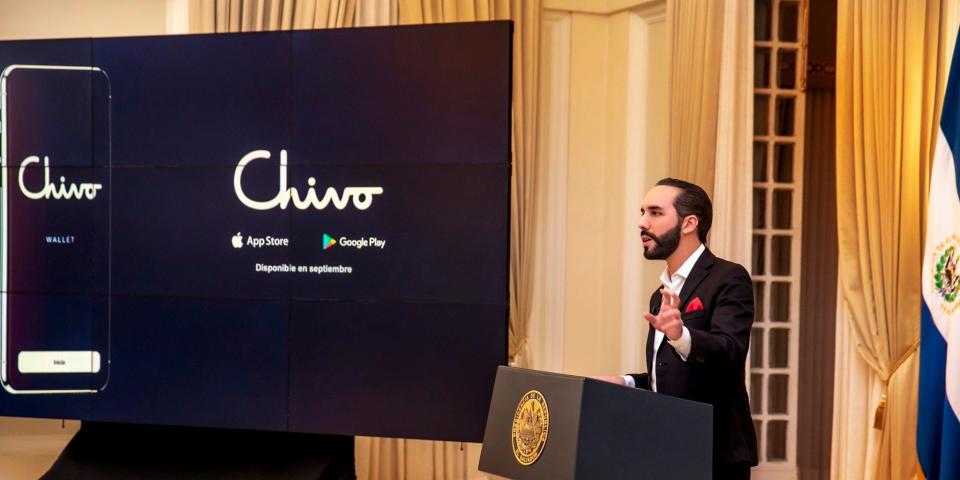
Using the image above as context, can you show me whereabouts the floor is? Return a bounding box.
[0,417,77,479]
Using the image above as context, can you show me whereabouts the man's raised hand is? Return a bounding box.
[643,287,683,341]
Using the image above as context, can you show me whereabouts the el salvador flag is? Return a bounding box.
[918,27,960,480]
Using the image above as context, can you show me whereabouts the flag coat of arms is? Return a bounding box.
[918,29,960,480]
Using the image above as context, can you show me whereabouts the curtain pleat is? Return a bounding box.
[193,0,361,32]
[508,0,539,374]
[834,1,953,478]
[313,0,329,28]
[397,1,422,25]
[661,0,752,264]
[798,87,838,480]
[188,0,216,33]
[707,0,753,267]
[666,0,724,199]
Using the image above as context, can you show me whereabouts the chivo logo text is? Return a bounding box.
[17,155,103,200]
[234,149,384,211]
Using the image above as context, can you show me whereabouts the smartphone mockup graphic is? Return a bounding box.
[0,65,111,394]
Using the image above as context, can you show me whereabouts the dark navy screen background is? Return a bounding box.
[0,22,510,441]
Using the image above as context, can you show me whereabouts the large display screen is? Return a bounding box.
[0,22,511,442]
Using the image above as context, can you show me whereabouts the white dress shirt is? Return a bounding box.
[624,243,705,391]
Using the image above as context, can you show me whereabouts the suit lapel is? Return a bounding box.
[647,248,715,364]
[646,290,662,363]
[678,248,715,311]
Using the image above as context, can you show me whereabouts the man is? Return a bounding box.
[595,178,758,479]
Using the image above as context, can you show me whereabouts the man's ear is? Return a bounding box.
[682,215,699,236]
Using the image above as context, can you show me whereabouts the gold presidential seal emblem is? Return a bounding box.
[511,390,549,466]
[933,234,960,315]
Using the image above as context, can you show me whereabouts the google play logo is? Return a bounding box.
[322,233,337,250]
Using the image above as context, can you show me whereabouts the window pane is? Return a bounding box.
[751,373,764,414]
[767,420,788,461]
[755,95,770,135]
[779,1,799,42]
[770,282,790,322]
[775,96,795,136]
[754,420,763,449]
[772,189,792,229]
[769,374,788,413]
[754,142,769,182]
[756,0,772,40]
[753,188,767,228]
[751,328,765,368]
[752,235,766,275]
[754,282,765,323]
[755,47,771,87]
[771,235,791,275]
[774,143,794,182]
[770,328,790,368]
[777,49,797,89]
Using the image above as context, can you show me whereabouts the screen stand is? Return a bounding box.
[41,421,356,479]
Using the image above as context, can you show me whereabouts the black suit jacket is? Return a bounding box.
[629,248,758,467]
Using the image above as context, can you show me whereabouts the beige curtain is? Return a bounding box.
[833,1,956,478]
[831,292,882,479]
[665,0,723,198]
[398,0,510,24]
[507,0,540,372]
[189,0,367,32]
[705,0,753,267]
[665,0,752,266]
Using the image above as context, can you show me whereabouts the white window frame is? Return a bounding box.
[750,0,805,478]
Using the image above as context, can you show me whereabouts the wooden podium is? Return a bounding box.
[479,366,712,480]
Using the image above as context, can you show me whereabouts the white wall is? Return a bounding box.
[0,0,170,40]
[532,0,669,377]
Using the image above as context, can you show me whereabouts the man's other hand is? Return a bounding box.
[590,375,627,385]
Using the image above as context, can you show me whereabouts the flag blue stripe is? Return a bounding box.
[918,301,947,479]
[942,400,960,480]
[941,25,960,197]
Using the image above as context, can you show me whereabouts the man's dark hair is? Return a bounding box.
[655,178,713,243]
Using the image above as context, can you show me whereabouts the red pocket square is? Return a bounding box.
[685,297,704,313]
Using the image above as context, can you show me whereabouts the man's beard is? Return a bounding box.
[642,220,682,260]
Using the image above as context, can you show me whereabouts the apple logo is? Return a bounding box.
[232,232,244,249]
